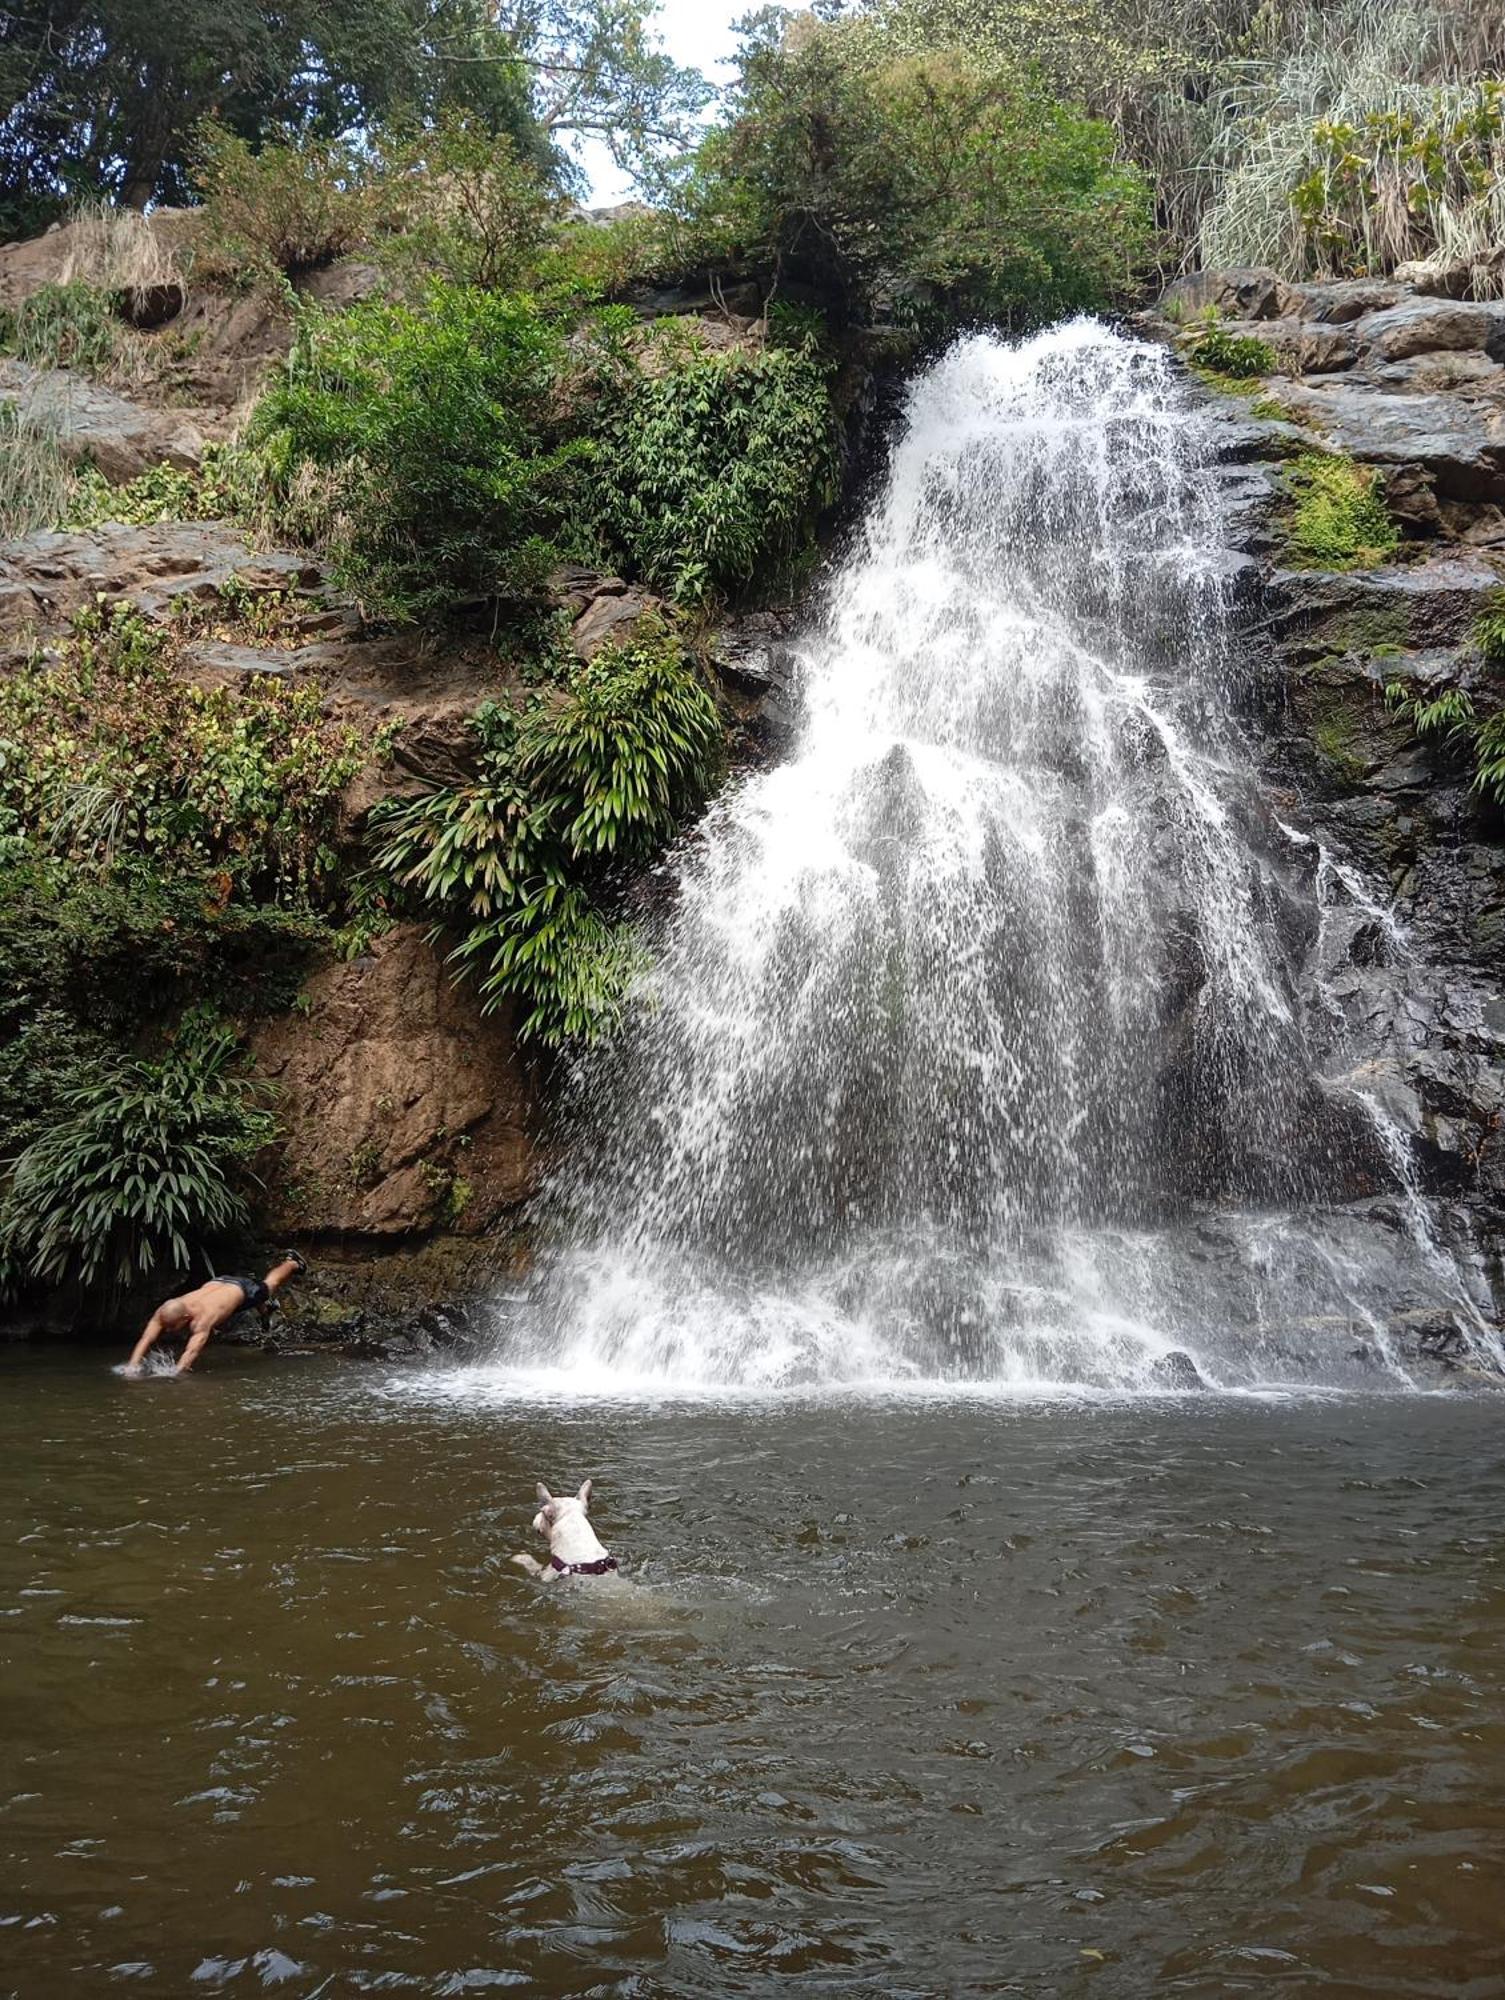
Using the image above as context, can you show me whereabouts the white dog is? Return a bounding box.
[511,1480,618,1581]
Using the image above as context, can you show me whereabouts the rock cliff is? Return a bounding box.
[1144,270,1505,1345]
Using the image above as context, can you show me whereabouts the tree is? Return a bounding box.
[494,0,712,180]
[676,17,1148,328]
[0,0,709,236]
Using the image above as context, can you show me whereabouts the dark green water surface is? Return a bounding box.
[1,1354,1503,1996]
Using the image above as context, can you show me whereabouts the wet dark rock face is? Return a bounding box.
[1145,271,1505,1327]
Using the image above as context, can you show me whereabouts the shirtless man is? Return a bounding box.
[122,1254,307,1376]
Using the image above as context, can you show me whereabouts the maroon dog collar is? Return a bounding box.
[549,1554,618,1576]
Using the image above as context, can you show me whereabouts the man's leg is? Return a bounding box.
[261,1253,305,1298]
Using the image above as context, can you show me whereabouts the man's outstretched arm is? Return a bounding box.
[124,1312,166,1374]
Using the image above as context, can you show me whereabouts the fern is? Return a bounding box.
[0,1017,273,1295]
[370,624,723,1047]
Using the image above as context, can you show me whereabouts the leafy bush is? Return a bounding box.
[63,441,279,530]
[1183,312,1275,381]
[254,283,589,624]
[379,114,557,292]
[1474,589,1505,666]
[1198,1,1505,283]
[191,120,395,280]
[531,210,677,307]
[372,622,724,1045]
[1292,84,1505,284]
[1283,453,1399,570]
[0,601,368,909]
[596,344,840,606]
[676,26,1149,329]
[1385,678,1505,805]
[0,1017,273,1294]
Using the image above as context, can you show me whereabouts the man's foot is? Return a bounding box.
[283,1249,308,1275]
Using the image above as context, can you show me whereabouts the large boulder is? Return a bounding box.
[1271,379,1505,502]
[0,358,204,481]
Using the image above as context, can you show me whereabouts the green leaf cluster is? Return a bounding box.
[0,601,367,909]
[1183,310,1275,381]
[1282,452,1399,571]
[596,343,841,607]
[254,283,590,624]
[372,620,723,1045]
[1386,594,1505,806]
[0,1016,274,1297]
[0,280,122,373]
[672,25,1150,330]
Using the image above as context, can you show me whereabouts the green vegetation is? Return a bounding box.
[1385,680,1505,805]
[375,114,558,293]
[0,407,79,540]
[1283,453,1400,570]
[598,345,841,606]
[372,621,723,1046]
[0,602,382,1295]
[1200,3,1505,284]
[0,1019,274,1295]
[0,602,365,906]
[1386,594,1505,805]
[0,280,122,373]
[1475,590,1505,665]
[254,284,589,624]
[675,28,1148,329]
[190,122,396,282]
[0,1,707,232]
[1183,312,1275,381]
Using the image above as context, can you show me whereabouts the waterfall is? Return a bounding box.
[498,322,1495,1392]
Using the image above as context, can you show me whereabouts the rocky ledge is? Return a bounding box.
[1142,269,1505,1348]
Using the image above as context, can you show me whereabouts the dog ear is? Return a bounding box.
[577,1479,592,1506]
[536,1482,553,1503]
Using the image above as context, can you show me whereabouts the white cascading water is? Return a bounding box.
[495,323,1496,1392]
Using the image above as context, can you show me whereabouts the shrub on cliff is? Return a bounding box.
[0,1017,273,1296]
[673,24,1148,329]
[372,620,724,1045]
[377,114,559,293]
[255,283,590,624]
[0,602,367,909]
[191,121,398,282]
[596,342,841,607]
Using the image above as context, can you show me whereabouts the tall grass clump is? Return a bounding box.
[0,405,80,537]
[1198,0,1505,285]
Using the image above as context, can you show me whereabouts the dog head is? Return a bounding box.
[532,1479,592,1538]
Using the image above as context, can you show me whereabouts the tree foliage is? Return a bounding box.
[254,283,590,624]
[0,0,708,236]
[674,21,1149,328]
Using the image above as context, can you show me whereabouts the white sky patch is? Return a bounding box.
[575,0,805,204]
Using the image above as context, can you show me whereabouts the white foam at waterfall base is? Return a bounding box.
[470,320,1495,1395]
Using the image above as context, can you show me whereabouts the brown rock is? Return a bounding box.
[0,359,205,481]
[249,924,539,1238]
[1159,268,1304,323]
[572,584,654,659]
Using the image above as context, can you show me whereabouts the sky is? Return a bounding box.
[575,0,803,203]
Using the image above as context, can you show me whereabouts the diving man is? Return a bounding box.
[122,1254,307,1376]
